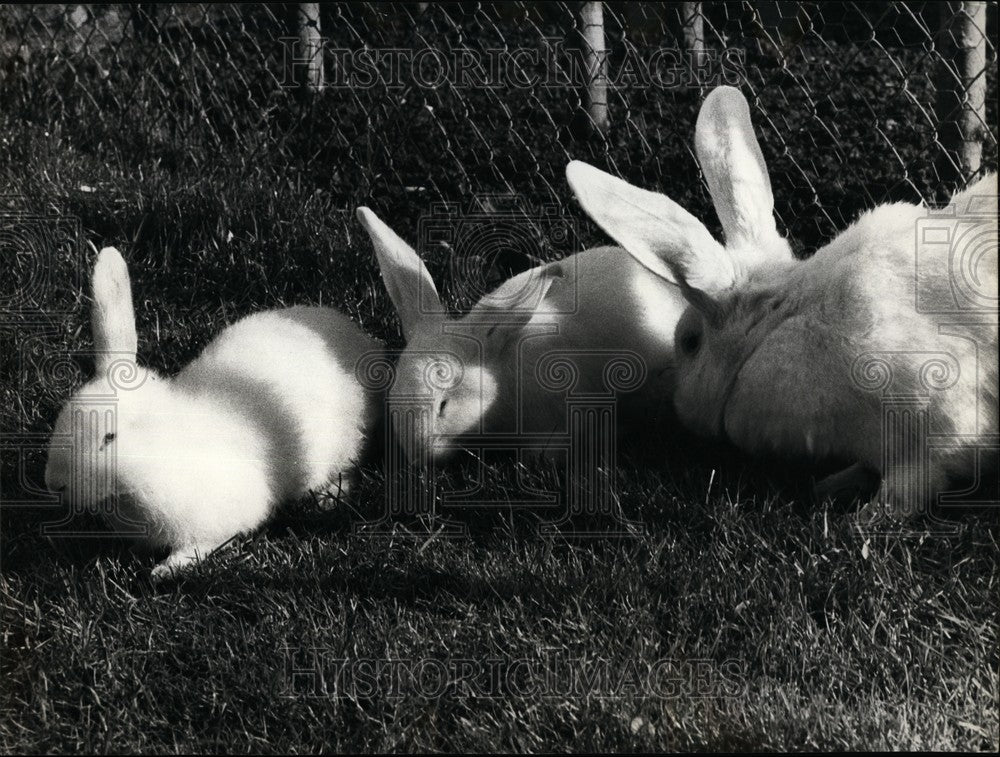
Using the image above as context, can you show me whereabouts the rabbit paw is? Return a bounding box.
[150,548,205,583]
[814,463,881,507]
[855,497,900,528]
[150,562,180,583]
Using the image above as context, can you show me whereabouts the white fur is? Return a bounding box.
[570,85,999,513]
[45,247,383,579]
[357,207,686,462]
[694,86,792,265]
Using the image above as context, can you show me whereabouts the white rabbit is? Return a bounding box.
[45,247,383,580]
[567,85,998,516]
[355,206,697,464]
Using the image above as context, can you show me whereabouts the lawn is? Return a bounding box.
[1,2,998,752]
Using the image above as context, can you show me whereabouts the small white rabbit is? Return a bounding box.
[567,85,999,515]
[355,207,691,464]
[45,247,383,580]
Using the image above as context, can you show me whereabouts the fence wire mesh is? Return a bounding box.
[0,2,996,254]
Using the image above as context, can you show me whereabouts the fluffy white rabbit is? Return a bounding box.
[355,206,701,464]
[567,85,998,515]
[45,247,383,580]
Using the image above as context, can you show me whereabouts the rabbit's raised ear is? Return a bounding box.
[90,246,137,372]
[695,86,790,262]
[475,262,562,325]
[566,160,737,295]
[357,207,445,342]
[471,263,563,352]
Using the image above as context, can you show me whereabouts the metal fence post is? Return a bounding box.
[295,2,324,93]
[935,1,989,195]
[680,2,706,86]
[681,2,704,52]
[578,1,609,133]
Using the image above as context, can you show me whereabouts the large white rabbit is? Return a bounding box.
[45,247,383,580]
[568,85,999,515]
[355,206,708,464]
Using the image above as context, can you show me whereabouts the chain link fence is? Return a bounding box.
[1,2,995,256]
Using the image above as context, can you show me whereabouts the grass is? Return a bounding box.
[2,476,998,751]
[2,2,999,752]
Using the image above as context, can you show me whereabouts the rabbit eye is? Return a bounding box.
[680,330,701,357]
[437,399,448,418]
[100,432,117,449]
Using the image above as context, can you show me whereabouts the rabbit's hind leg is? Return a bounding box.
[854,460,960,533]
[813,462,881,508]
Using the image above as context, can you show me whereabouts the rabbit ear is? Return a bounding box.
[90,246,137,372]
[472,263,563,352]
[475,261,562,325]
[695,86,788,261]
[566,160,737,294]
[357,207,445,341]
